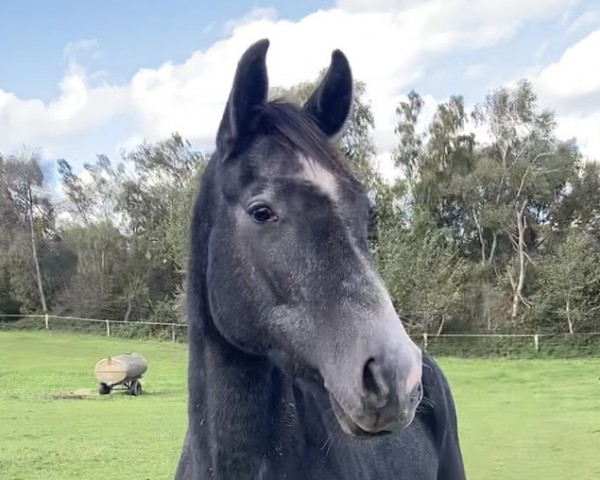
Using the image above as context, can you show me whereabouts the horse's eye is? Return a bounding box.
[250,206,276,224]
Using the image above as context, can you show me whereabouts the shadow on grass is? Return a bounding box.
[48,387,178,400]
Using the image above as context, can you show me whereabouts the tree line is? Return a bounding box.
[1,73,599,339]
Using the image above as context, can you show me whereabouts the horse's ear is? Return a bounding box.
[302,49,353,139]
[216,38,270,158]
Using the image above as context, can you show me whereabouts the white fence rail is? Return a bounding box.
[0,313,188,342]
[1,313,599,353]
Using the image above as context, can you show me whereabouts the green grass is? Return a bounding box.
[0,331,188,480]
[0,331,599,479]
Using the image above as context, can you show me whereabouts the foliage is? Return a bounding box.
[533,227,600,333]
[388,80,598,333]
[1,77,599,338]
[1,134,205,325]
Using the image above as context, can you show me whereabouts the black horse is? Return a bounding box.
[175,39,466,479]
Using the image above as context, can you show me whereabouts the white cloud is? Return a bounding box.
[63,38,102,63]
[534,30,600,102]
[529,29,600,160]
[376,152,399,181]
[223,7,279,35]
[0,38,128,156]
[566,9,600,34]
[555,112,600,161]
[0,76,128,148]
[337,0,581,28]
[0,0,597,180]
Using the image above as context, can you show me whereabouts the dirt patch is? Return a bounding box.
[50,388,95,400]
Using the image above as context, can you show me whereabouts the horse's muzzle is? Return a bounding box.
[327,341,424,438]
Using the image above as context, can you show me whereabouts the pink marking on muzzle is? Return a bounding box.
[405,363,422,393]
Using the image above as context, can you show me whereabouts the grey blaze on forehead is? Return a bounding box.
[296,154,339,202]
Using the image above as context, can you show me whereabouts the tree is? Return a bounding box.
[1,150,56,312]
[120,133,206,271]
[393,91,477,251]
[56,155,130,317]
[554,161,600,242]
[2,74,598,342]
[472,80,579,319]
[377,214,469,334]
[55,133,206,323]
[534,227,600,333]
[390,79,583,330]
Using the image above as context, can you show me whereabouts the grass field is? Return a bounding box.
[0,331,598,479]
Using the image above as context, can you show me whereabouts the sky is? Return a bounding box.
[1,0,599,187]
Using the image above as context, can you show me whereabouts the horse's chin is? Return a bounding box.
[328,393,396,440]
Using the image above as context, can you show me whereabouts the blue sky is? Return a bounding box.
[0,0,331,101]
[1,0,599,185]
[415,2,599,99]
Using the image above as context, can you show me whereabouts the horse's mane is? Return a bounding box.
[255,99,359,186]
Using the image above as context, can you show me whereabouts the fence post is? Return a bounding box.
[533,334,539,353]
[171,324,176,342]
[423,333,428,352]
[106,320,110,337]
[44,313,49,330]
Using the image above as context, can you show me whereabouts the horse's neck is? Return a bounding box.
[187,332,293,478]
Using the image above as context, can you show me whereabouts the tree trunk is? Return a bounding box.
[489,232,498,265]
[472,209,486,264]
[436,315,445,336]
[566,295,573,334]
[124,299,133,322]
[100,245,105,297]
[28,188,47,313]
[510,201,527,320]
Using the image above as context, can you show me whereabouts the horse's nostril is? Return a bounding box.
[361,356,391,409]
[362,357,380,397]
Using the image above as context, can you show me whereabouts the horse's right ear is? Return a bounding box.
[302,49,353,139]
[216,39,270,158]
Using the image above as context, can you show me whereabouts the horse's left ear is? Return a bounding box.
[216,38,270,158]
[302,49,353,139]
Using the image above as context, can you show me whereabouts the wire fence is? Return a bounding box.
[0,313,189,342]
[1,313,599,358]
